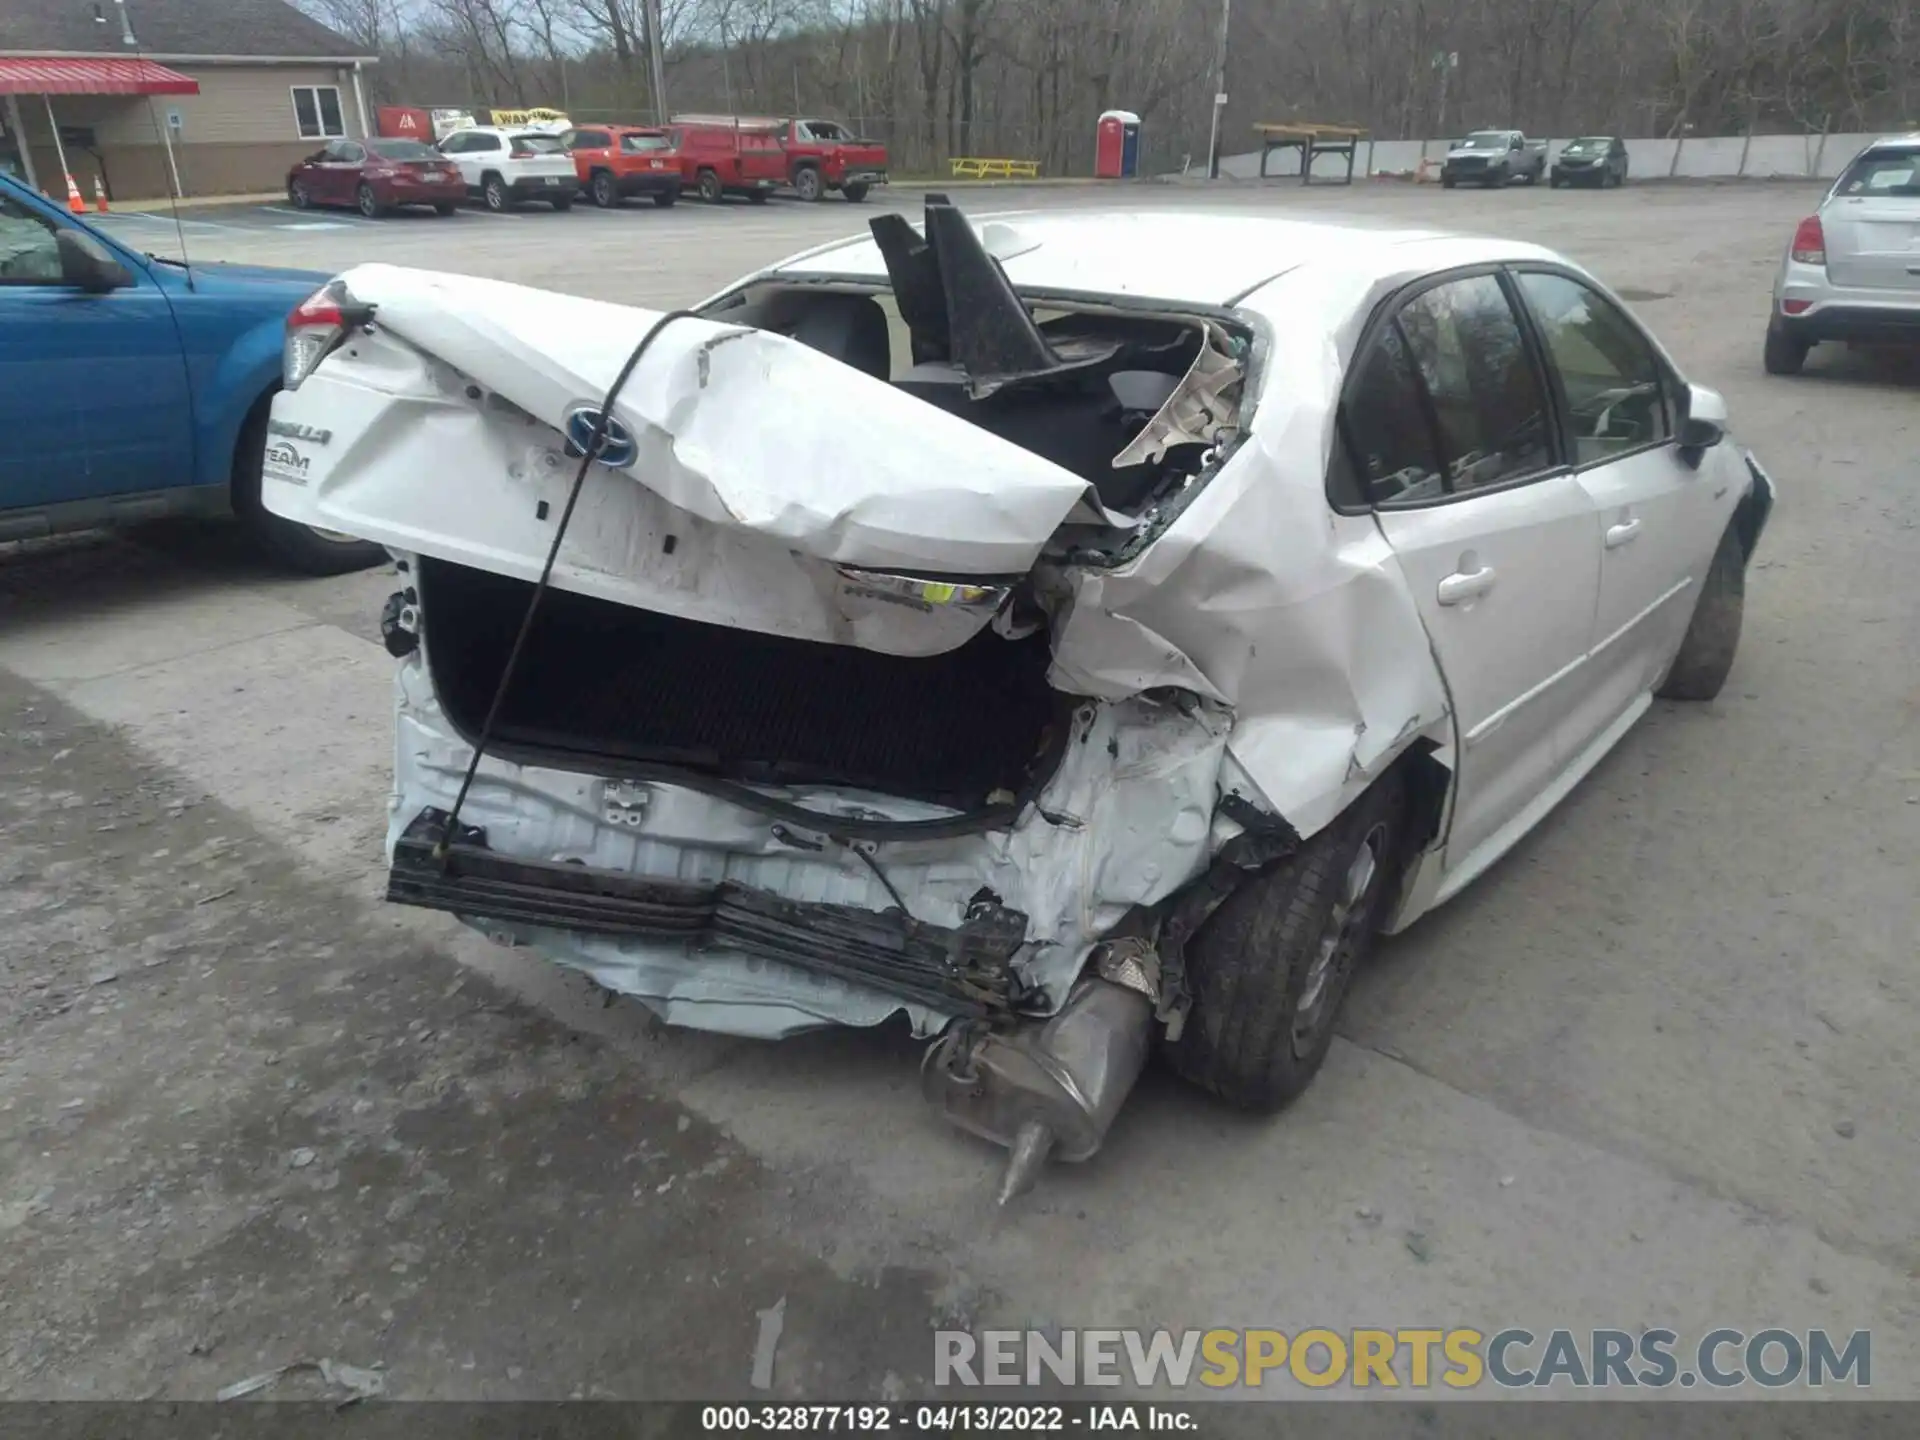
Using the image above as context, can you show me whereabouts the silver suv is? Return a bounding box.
[1766,134,1920,374]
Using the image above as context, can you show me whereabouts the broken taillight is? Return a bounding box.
[1790,215,1825,266]
[284,279,374,392]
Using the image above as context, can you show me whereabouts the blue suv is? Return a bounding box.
[0,174,382,574]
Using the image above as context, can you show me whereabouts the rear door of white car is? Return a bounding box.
[1820,143,1920,293]
[1511,268,1722,750]
[1338,270,1602,873]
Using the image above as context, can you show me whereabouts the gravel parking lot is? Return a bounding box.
[3,178,1916,1408]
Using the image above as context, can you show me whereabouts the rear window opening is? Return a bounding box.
[706,284,1247,521]
[417,556,1071,812]
[369,139,438,160]
[697,198,1251,534]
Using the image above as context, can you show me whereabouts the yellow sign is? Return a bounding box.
[489,107,569,127]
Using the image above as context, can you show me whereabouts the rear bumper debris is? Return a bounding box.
[389,808,1034,1017]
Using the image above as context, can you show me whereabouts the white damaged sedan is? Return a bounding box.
[264,200,1774,1198]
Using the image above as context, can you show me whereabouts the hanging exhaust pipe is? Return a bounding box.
[921,941,1161,1203]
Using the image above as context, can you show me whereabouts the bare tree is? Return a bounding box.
[314,0,1920,169]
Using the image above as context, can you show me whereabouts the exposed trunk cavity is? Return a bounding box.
[418,556,1070,813]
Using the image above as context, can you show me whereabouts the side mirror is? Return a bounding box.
[56,229,132,293]
[1677,383,1727,458]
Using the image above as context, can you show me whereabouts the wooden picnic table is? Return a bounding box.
[1254,123,1369,184]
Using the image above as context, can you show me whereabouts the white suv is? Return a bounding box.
[1767,133,1920,373]
[436,127,580,213]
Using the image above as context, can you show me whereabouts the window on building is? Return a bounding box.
[292,85,347,141]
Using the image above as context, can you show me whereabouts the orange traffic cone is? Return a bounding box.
[92,177,109,213]
[65,172,86,215]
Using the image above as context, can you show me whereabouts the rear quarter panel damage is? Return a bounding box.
[1050,261,1455,843]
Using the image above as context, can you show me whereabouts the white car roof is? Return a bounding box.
[767,210,1556,308]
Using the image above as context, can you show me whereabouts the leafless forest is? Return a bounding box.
[305,0,1920,173]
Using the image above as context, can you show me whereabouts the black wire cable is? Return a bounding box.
[434,308,702,862]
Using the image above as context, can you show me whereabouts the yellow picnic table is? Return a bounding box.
[949,157,1042,180]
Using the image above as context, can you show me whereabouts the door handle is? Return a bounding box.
[1605,518,1643,549]
[1436,566,1497,606]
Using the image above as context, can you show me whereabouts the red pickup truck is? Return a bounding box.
[672,115,889,203]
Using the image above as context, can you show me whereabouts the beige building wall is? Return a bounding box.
[8,62,370,202]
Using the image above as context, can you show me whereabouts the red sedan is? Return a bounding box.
[287,138,464,218]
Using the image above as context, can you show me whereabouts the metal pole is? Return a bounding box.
[157,105,183,197]
[1205,0,1231,178]
[5,92,39,190]
[643,0,669,124]
[351,61,372,138]
[43,94,73,191]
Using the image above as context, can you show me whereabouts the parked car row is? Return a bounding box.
[287,116,890,218]
[1441,132,1630,189]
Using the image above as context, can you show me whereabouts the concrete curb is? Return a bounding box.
[107,191,286,214]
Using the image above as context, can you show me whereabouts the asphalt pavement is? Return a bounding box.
[2,178,1916,1407]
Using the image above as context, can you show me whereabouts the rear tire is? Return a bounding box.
[792,165,823,202]
[747,188,771,204]
[356,183,384,218]
[1162,773,1409,1112]
[1441,175,1456,189]
[1763,318,1809,376]
[843,182,871,202]
[652,187,678,207]
[289,180,312,209]
[232,405,387,577]
[433,203,456,216]
[550,195,574,211]
[1657,529,1746,702]
[591,171,620,208]
[482,174,510,212]
[697,169,723,204]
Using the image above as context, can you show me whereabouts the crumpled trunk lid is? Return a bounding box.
[267,264,1099,579]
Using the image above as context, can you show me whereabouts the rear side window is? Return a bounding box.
[621,133,671,152]
[569,129,611,149]
[1339,325,1446,506]
[1395,275,1553,494]
[1836,147,1920,196]
[513,134,567,154]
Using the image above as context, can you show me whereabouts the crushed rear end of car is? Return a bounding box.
[260,201,1449,1195]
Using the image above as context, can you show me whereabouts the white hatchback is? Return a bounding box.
[264,202,1775,1198]
[436,126,580,212]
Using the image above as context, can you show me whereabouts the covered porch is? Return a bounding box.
[0,57,198,203]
